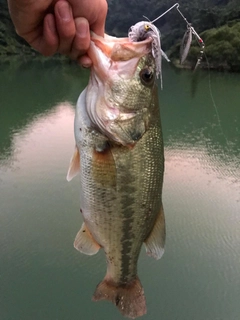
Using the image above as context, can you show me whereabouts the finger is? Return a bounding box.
[29,13,59,56]
[90,0,108,37]
[42,14,59,56]
[70,17,90,60]
[78,55,92,68]
[54,0,76,55]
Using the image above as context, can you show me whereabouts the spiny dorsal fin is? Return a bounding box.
[66,146,80,182]
[144,204,166,260]
[74,222,100,255]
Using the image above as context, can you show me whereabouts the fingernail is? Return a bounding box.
[57,1,72,21]
[79,56,92,68]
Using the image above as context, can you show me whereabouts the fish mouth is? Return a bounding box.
[85,34,153,146]
[87,33,152,81]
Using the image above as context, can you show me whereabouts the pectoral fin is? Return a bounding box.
[144,204,166,260]
[74,222,100,255]
[66,146,80,182]
[92,146,116,187]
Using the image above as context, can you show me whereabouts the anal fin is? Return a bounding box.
[74,222,100,255]
[66,146,80,182]
[144,204,166,260]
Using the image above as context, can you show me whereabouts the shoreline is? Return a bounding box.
[0,54,237,73]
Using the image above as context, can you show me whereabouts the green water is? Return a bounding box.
[0,61,239,320]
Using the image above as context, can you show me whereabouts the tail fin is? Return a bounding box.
[92,276,146,319]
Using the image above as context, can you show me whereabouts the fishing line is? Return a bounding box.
[148,2,230,150]
[142,15,151,22]
[203,52,231,150]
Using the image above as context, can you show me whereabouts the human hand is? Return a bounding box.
[7,0,108,66]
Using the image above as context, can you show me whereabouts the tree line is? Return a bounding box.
[1,0,240,71]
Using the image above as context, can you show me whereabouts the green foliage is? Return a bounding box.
[106,0,240,71]
[202,22,240,71]
[106,0,240,38]
[178,22,240,71]
[1,0,240,70]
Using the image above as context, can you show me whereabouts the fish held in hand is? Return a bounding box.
[67,32,165,319]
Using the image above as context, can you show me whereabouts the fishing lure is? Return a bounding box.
[128,21,165,89]
[128,3,204,89]
[191,27,205,70]
[180,23,205,67]
[180,25,193,64]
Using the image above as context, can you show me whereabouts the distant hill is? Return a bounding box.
[106,0,240,37]
[1,0,240,70]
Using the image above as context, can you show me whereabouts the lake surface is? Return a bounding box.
[0,61,239,320]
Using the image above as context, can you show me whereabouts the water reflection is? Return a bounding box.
[0,62,240,320]
[0,61,89,160]
[0,103,74,172]
[161,65,240,175]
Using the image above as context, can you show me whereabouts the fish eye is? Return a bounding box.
[139,68,154,87]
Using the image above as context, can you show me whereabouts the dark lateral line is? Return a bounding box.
[119,169,136,283]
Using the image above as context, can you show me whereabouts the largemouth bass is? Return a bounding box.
[67,32,165,319]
